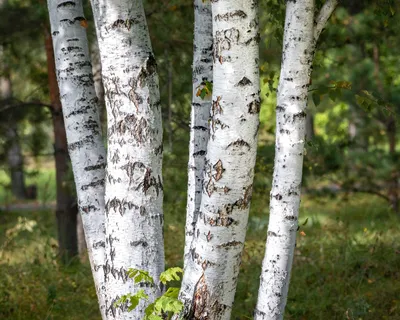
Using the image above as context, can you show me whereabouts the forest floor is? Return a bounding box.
[0,169,399,319]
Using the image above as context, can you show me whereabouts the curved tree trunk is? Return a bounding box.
[180,1,260,318]
[45,28,79,263]
[47,1,107,318]
[255,1,338,319]
[90,1,164,318]
[183,0,213,268]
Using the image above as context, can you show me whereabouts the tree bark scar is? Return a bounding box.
[193,274,210,319]
[213,159,224,181]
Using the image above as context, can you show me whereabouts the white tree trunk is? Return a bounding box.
[255,1,337,319]
[183,0,213,268]
[47,1,107,318]
[90,1,164,318]
[180,1,260,318]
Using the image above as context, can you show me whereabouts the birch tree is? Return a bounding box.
[255,1,338,319]
[183,0,213,267]
[47,0,107,318]
[180,0,260,318]
[90,0,164,318]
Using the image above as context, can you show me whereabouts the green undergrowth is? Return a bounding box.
[1,178,399,319]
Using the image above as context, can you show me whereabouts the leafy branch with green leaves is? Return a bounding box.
[114,267,184,320]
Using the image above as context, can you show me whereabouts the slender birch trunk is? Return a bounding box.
[90,1,164,318]
[47,1,107,318]
[180,1,260,318]
[255,1,338,319]
[45,29,79,262]
[183,0,213,268]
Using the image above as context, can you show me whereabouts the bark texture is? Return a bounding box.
[47,1,107,318]
[90,1,164,318]
[45,29,79,262]
[180,1,260,318]
[255,1,338,319]
[183,0,213,268]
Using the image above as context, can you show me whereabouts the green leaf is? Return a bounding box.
[312,92,321,107]
[127,268,154,285]
[159,267,183,285]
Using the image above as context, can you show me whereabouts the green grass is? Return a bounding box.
[1,166,399,319]
[0,167,57,205]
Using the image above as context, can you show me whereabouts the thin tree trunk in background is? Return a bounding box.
[47,1,107,318]
[90,0,164,318]
[255,1,338,319]
[305,113,314,141]
[0,71,26,200]
[45,28,79,262]
[180,0,260,318]
[182,0,213,269]
[387,116,398,213]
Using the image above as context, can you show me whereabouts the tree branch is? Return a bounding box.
[0,100,53,113]
[314,0,339,42]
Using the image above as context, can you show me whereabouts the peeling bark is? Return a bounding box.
[180,0,260,318]
[47,1,107,318]
[255,1,338,319]
[90,0,164,318]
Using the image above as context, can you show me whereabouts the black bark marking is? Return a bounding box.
[276,105,285,112]
[236,77,252,87]
[285,215,297,221]
[81,178,104,191]
[130,240,148,247]
[244,33,261,45]
[121,161,146,186]
[273,194,283,200]
[193,126,208,131]
[105,197,142,216]
[193,150,206,157]
[248,99,261,114]
[154,144,163,155]
[226,139,251,151]
[214,10,247,21]
[93,240,105,249]
[111,115,149,143]
[217,240,242,248]
[267,231,279,237]
[137,168,163,196]
[128,54,157,112]
[65,105,92,118]
[60,16,85,25]
[293,111,307,120]
[80,205,97,213]
[213,160,224,181]
[206,231,213,242]
[110,19,137,30]
[84,163,105,171]
[57,2,76,8]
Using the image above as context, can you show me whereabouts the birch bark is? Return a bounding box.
[90,1,164,318]
[255,1,338,319]
[47,1,107,318]
[180,0,260,318]
[183,0,213,268]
